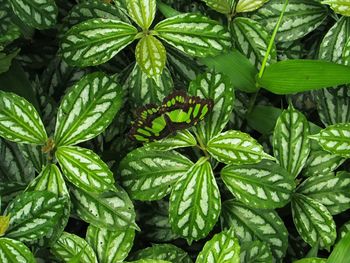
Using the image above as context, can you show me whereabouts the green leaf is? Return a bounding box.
[221,160,295,209]
[144,130,197,151]
[127,0,156,29]
[240,240,273,263]
[0,215,10,236]
[19,143,47,173]
[154,13,231,57]
[9,0,58,29]
[0,182,26,209]
[56,146,115,193]
[247,105,282,135]
[128,260,171,263]
[136,35,166,77]
[70,186,137,231]
[189,71,234,143]
[258,60,350,94]
[207,130,274,165]
[86,225,135,263]
[131,244,192,263]
[291,193,336,249]
[120,147,193,200]
[0,91,47,144]
[4,191,65,243]
[0,1,21,45]
[231,17,277,69]
[200,50,258,93]
[61,18,137,67]
[236,0,270,13]
[54,72,123,146]
[0,49,20,74]
[309,123,350,158]
[328,231,350,263]
[195,228,240,263]
[202,0,233,14]
[169,157,221,244]
[51,232,98,263]
[125,64,173,108]
[294,258,327,263]
[322,1,350,16]
[297,172,350,215]
[221,200,288,261]
[252,0,328,42]
[273,104,310,178]
[303,150,345,177]
[0,238,36,263]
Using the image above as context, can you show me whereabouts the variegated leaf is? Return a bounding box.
[309,123,350,158]
[54,72,123,146]
[86,225,135,263]
[322,1,350,16]
[0,238,36,263]
[221,200,288,261]
[298,172,350,215]
[273,104,311,178]
[120,147,193,200]
[169,157,220,244]
[136,35,167,77]
[4,191,65,243]
[25,164,70,245]
[0,182,26,209]
[70,185,137,230]
[131,244,192,263]
[291,193,336,249]
[56,146,115,193]
[0,138,35,183]
[319,17,350,64]
[252,0,328,42]
[195,228,240,263]
[0,91,47,145]
[19,144,47,173]
[51,232,98,263]
[338,220,350,242]
[127,0,156,29]
[231,17,277,69]
[0,0,21,44]
[144,130,197,151]
[240,241,273,263]
[61,18,137,67]
[236,0,270,13]
[202,0,233,14]
[314,87,350,127]
[303,150,345,177]
[207,130,274,165]
[221,160,295,209]
[189,71,234,143]
[124,64,173,108]
[9,0,58,29]
[154,13,231,57]
[130,260,171,263]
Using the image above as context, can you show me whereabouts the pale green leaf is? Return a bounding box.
[56,146,115,193]
[0,238,36,263]
[221,200,288,261]
[70,185,137,230]
[61,18,137,67]
[0,91,47,144]
[136,35,166,77]
[207,130,274,165]
[221,160,295,209]
[169,157,220,244]
[328,231,350,263]
[144,130,197,151]
[202,0,233,14]
[252,0,328,42]
[154,13,231,57]
[189,71,234,143]
[322,1,350,16]
[9,0,58,29]
[131,244,192,263]
[127,0,156,29]
[4,191,65,243]
[236,0,269,13]
[195,228,240,263]
[240,241,273,263]
[86,225,135,263]
[291,193,336,249]
[231,17,277,69]
[298,172,350,215]
[54,72,123,146]
[309,123,350,158]
[120,147,193,201]
[51,232,98,263]
[273,105,310,178]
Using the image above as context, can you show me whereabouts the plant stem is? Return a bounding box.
[194,131,210,158]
